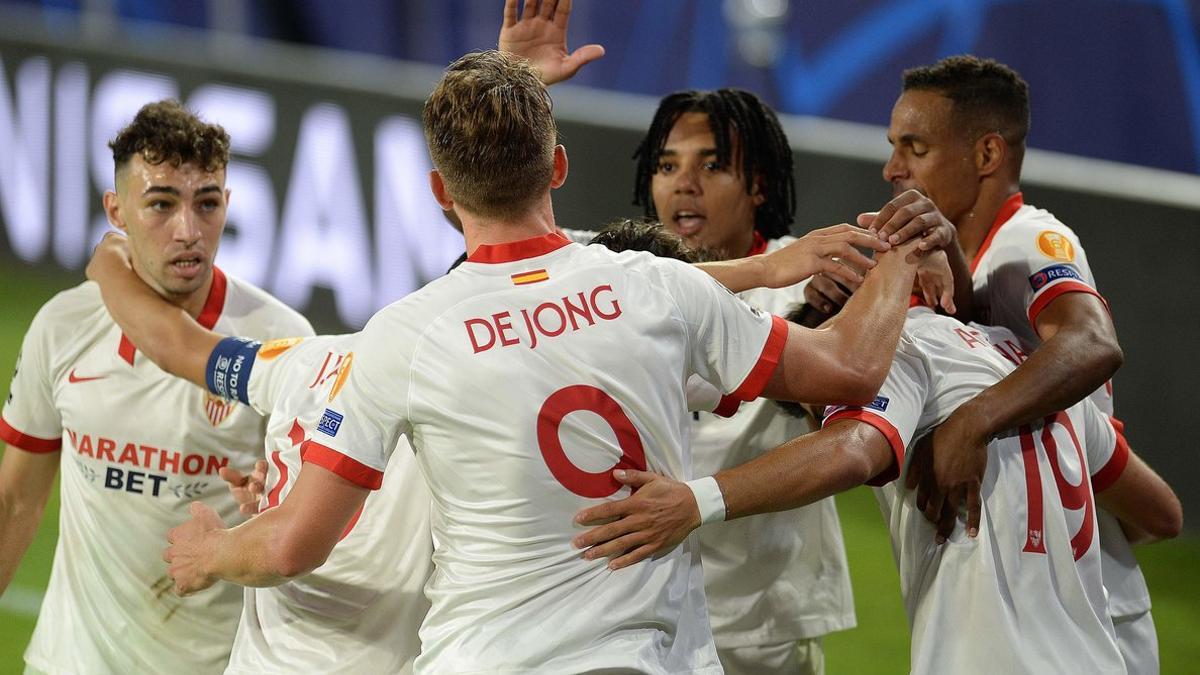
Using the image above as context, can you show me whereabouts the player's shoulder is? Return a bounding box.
[998,203,1084,248]
[25,281,108,340]
[222,271,315,337]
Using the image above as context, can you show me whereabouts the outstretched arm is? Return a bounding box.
[572,420,894,569]
[499,0,605,85]
[86,233,220,388]
[164,462,369,594]
[695,223,888,293]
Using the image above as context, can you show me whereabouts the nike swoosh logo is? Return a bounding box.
[68,368,106,384]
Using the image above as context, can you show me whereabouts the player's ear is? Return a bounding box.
[750,172,766,207]
[976,132,1006,177]
[429,170,454,210]
[103,190,126,232]
[549,144,568,189]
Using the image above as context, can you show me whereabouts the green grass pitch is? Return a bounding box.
[0,260,1196,672]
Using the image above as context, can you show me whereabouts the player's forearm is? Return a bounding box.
[694,255,768,293]
[200,506,325,587]
[0,447,59,592]
[716,423,890,520]
[0,503,48,593]
[952,327,1121,438]
[820,242,919,401]
[91,256,219,387]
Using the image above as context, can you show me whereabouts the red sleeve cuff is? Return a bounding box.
[730,314,788,402]
[712,395,742,418]
[0,416,61,453]
[824,409,904,487]
[1091,417,1131,493]
[300,440,384,490]
[1028,281,1108,335]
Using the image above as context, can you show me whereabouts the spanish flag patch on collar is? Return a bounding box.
[511,269,549,285]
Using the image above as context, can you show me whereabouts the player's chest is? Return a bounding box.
[52,339,263,488]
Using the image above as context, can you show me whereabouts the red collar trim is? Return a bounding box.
[118,267,227,365]
[909,294,927,308]
[747,231,768,257]
[467,231,571,264]
[970,192,1024,275]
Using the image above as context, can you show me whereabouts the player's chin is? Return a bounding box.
[161,262,211,294]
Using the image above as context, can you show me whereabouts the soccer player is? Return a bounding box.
[498,7,970,671]
[81,234,433,673]
[805,55,1164,673]
[571,301,1182,674]
[158,50,932,673]
[0,100,313,674]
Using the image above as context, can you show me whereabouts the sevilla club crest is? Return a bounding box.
[204,391,236,427]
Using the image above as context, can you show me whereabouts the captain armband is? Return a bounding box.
[205,337,262,404]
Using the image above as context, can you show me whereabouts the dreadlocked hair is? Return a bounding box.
[632,89,795,240]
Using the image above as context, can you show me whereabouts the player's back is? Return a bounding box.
[317,233,784,673]
[865,309,1124,674]
[224,335,432,674]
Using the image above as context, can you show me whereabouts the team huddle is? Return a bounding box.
[0,1,1183,674]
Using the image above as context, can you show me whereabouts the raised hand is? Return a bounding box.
[499,0,605,85]
[759,223,889,290]
[571,469,699,570]
[862,189,957,251]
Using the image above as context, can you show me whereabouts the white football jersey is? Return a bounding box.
[0,269,313,674]
[691,235,855,648]
[219,334,433,674]
[824,307,1128,674]
[970,193,1149,620]
[306,232,788,674]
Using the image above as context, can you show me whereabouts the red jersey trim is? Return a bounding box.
[746,231,768,257]
[467,232,571,264]
[0,416,62,453]
[118,267,228,365]
[1091,417,1131,492]
[824,409,904,487]
[712,394,742,418]
[1027,280,1108,335]
[730,314,788,402]
[299,439,384,490]
[970,192,1025,275]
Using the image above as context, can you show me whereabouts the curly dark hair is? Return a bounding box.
[632,89,796,240]
[108,99,230,173]
[902,55,1030,148]
[588,218,717,263]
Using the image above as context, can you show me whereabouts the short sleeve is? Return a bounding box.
[1078,401,1128,492]
[822,347,929,486]
[684,375,741,418]
[992,224,1106,335]
[297,317,412,490]
[0,312,63,453]
[658,260,787,403]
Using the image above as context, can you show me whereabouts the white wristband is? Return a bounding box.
[685,476,726,525]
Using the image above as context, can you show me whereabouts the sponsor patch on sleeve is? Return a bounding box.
[317,408,344,437]
[866,395,890,412]
[1036,230,1076,262]
[1028,264,1083,291]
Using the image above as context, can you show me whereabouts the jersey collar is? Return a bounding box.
[969,192,1024,274]
[467,231,572,264]
[746,231,768,257]
[118,266,228,365]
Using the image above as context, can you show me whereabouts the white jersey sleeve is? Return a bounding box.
[978,204,1106,337]
[822,341,930,486]
[1079,398,1130,492]
[1,299,65,451]
[658,260,787,402]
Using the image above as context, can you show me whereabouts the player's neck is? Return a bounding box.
[956,184,1020,260]
[130,259,214,319]
[461,197,558,255]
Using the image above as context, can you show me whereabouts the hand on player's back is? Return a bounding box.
[499,0,605,85]
[906,417,986,543]
[571,470,699,569]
